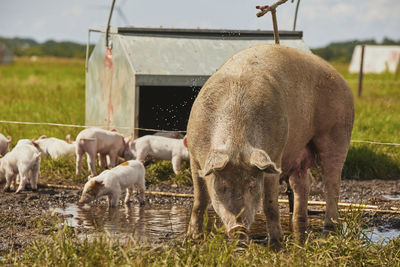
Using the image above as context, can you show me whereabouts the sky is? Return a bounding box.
[0,0,399,48]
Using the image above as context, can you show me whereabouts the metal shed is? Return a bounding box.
[85,27,310,138]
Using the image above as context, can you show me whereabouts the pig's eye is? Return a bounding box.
[216,179,229,194]
[86,188,95,196]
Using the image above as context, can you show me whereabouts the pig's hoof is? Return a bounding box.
[268,238,282,251]
[185,230,204,241]
[4,187,11,193]
[139,201,146,207]
[32,188,38,192]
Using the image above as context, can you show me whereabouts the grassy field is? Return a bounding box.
[1,58,399,181]
[332,62,400,179]
[2,210,400,266]
[0,57,400,265]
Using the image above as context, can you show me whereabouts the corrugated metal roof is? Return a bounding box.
[114,28,310,78]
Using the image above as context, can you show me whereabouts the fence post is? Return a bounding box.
[358,45,365,98]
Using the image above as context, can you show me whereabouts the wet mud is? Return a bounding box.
[0,179,399,255]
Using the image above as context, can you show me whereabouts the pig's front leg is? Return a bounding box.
[263,173,283,243]
[289,169,311,242]
[171,156,182,175]
[124,188,133,203]
[187,159,209,238]
[108,190,121,207]
[108,152,118,169]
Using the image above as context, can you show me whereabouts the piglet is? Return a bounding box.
[153,131,184,139]
[35,135,75,159]
[0,134,12,156]
[130,135,189,174]
[78,160,146,207]
[0,143,41,193]
[75,128,133,177]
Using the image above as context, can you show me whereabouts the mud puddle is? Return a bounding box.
[51,203,400,244]
[51,203,190,243]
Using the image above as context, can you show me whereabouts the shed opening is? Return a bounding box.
[138,86,201,136]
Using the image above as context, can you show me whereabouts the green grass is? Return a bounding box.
[1,59,399,181]
[1,57,400,266]
[331,62,400,179]
[2,210,399,266]
[0,57,84,141]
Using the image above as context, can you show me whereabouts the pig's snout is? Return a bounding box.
[227,224,249,238]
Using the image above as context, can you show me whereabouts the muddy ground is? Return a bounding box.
[0,179,399,255]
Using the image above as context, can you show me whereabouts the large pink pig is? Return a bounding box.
[186,45,354,242]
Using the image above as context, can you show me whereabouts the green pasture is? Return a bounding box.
[1,57,400,265]
[2,209,400,266]
[0,58,399,181]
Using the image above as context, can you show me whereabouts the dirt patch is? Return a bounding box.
[0,179,399,255]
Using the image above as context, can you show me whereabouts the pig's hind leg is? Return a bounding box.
[4,173,16,192]
[86,151,97,177]
[99,153,107,168]
[313,129,351,231]
[75,145,84,175]
[16,170,29,193]
[136,181,146,206]
[30,161,40,191]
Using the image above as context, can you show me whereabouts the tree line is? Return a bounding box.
[0,37,92,59]
[1,36,399,62]
[311,37,400,63]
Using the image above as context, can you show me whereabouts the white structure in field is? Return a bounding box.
[349,45,400,74]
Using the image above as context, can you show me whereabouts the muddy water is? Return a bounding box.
[51,204,190,243]
[51,204,400,244]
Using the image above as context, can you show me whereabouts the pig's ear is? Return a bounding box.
[95,180,104,186]
[183,135,188,148]
[124,137,131,145]
[31,140,40,149]
[201,151,229,177]
[250,149,281,174]
[6,136,12,143]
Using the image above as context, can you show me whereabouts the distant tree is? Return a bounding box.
[312,39,380,63]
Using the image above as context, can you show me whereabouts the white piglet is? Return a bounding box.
[131,135,189,174]
[35,135,75,159]
[75,128,133,177]
[0,144,41,193]
[0,134,12,156]
[78,160,146,207]
[153,131,184,139]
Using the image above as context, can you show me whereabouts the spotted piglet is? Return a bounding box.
[78,160,146,207]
